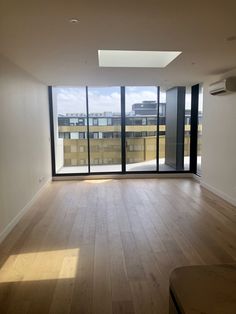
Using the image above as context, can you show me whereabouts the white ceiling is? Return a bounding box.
[1,0,236,87]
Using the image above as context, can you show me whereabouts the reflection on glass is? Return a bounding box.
[88,87,122,172]
[53,87,89,174]
[125,86,157,172]
[197,84,203,175]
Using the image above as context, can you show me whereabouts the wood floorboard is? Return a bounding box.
[0,178,235,314]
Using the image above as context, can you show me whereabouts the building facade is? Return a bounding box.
[56,101,198,167]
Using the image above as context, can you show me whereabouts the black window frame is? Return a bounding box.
[49,85,200,177]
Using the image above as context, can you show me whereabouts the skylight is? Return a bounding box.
[98,50,182,68]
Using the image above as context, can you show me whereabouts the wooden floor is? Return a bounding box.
[0,178,235,314]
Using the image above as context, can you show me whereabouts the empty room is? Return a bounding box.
[0,1,236,313]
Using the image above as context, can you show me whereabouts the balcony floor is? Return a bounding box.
[57,157,201,174]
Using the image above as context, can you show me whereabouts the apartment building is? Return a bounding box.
[56,101,194,169]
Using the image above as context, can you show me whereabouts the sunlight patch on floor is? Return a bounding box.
[0,248,79,283]
[84,179,113,184]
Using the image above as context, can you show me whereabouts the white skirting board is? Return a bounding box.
[200,180,236,207]
[0,178,52,244]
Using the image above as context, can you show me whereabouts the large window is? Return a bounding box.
[184,86,191,170]
[125,86,157,172]
[197,84,203,175]
[88,87,122,173]
[53,87,89,174]
[50,85,201,175]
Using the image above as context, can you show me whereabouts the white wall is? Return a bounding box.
[0,54,51,239]
[201,71,236,206]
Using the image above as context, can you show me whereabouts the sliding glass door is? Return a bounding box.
[125,86,158,172]
[52,87,89,174]
[87,87,122,173]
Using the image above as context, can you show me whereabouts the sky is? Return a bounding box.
[54,86,191,115]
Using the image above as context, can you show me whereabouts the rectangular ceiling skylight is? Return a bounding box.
[98,50,182,68]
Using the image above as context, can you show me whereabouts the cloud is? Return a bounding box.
[54,87,87,114]
[88,90,121,113]
[54,87,185,115]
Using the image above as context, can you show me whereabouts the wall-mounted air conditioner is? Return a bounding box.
[209,77,236,95]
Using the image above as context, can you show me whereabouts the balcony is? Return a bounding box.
[55,136,201,174]
[57,157,201,173]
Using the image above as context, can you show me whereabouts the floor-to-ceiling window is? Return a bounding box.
[52,87,89,174]
[87,87,122,173]
[184,86,191,170]
[50,85,200,176]
[158,88,166,170]
[125,86,158,172]
[197,84,203,175]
